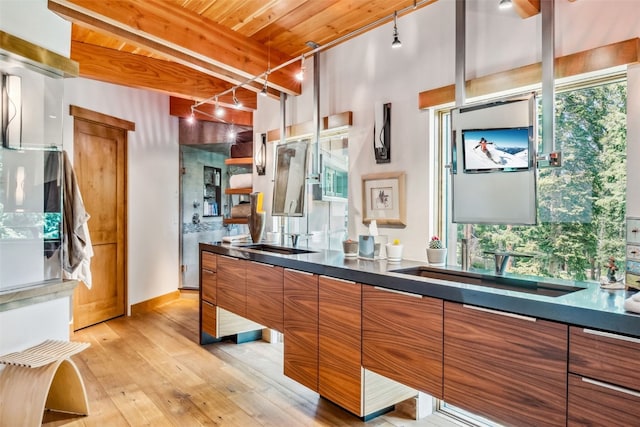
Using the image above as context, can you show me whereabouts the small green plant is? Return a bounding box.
[429,236,443,249]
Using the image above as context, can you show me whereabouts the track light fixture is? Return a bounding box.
[232,88,242,109]
[295,56,305,81]
[391,11,402,49]
[214,96,224,117]
[499,0,512,10]
[187,106,195,124]
[260,71,269,97]
[227,124,236,140]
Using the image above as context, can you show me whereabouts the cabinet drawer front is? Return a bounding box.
[362,285,443,398]
[201,300,217,338]
[202,251,217,271]
[318,276,362,416]
[246,263,284,332]
[201,269,216,304]
[444,302,568,427]
[568,374,640,426]
[569,326,640,392]
[283,269,319,392]
[216,256,246,317]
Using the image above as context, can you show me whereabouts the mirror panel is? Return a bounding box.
[272,139,309,217]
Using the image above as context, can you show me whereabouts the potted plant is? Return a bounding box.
[386,239,404,262]
[427,236,447,265]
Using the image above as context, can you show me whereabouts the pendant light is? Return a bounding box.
[391,11,402,48]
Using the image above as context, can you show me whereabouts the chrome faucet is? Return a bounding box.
[494,253,511,275]
[461,238,470,270]
[490,251,534,275]
[287,233,311,247]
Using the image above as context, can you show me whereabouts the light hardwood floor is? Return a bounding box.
[44,293,460,426]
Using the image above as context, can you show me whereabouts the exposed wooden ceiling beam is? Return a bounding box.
[418,38,639,109]
[513,0,540,19]
[48,0,301,96]
[170,97,253,127]
[72,41,257,109]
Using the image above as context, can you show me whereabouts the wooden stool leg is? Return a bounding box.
[46,358,90,415]
[0,362,59,426]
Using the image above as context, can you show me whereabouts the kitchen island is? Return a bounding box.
[199,242,640,426]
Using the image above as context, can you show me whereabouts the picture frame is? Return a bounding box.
[361,172,406,226]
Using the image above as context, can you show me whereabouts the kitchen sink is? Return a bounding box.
[389,266,586,297]
[241,244,317,255]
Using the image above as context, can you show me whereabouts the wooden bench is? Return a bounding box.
[0,340,90,426]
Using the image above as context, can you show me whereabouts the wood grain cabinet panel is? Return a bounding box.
[283,269,319,392]
[202,251,217,271]
[246,262,283,332]
[362,285,443,398]
[569,326,640,392]
[216,255,247,317]
[318,276,362,416]
[201,300,217,338]
[201,269,216,305]
[568,326,640,426]
[443,302,568,427]
[567,373,640,426]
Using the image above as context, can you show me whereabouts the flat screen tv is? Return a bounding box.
[461,127,531,173]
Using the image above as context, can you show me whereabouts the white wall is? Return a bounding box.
[63,78,180,308]
[253,0,640,261]
[0,0,71,56]
[0,298,70,356]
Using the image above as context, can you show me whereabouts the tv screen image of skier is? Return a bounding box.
[461,127,531,173]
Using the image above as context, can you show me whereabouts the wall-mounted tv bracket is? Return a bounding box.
[373,103,391,163]
[537,151,562,168]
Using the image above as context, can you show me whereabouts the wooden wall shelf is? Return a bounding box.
[223,218,248,225]
[225,157,253,165]
[225,187,252,195]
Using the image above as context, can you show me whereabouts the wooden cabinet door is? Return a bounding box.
[362,285,443,398]
[216,255,246,317]
[246,262,283,332]
[568,373,640,426]
[283,269,319,392]
[443,302,568,427]
[318,276,362,416]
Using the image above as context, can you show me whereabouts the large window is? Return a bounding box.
[439,78,627,282]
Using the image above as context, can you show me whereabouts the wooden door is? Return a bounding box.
[71,106,131,330]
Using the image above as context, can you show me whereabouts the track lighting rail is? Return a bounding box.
[191,0,433,117]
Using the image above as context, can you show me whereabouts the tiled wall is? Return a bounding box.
[181,146,227,288]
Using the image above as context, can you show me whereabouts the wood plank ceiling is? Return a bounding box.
[47,0,541,125]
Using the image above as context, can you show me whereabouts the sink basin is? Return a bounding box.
[389,266,586,297]
[241,244,317,255]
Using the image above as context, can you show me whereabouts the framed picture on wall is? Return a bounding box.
[361,172,406,226]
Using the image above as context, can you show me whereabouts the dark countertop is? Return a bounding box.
[200,242,640,338]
